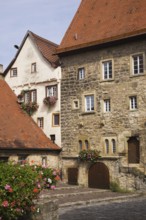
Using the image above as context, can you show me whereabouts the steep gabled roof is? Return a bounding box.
[57,0,146,54]
[0,79,60,151]
[4,30,60,75]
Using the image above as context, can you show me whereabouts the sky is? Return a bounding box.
[0,0,81,69]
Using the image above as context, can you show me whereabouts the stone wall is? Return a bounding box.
[60,38,146,188]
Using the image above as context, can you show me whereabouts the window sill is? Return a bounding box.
[130,73,145,78]
[80,111,96,116]
[100,79,114,83]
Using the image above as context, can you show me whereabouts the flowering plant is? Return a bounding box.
[43,96,57,106]
[21,102,39,116]
[0,163,60,220]
[79,149,101,163]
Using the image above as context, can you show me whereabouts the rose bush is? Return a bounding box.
[0,163,60,220]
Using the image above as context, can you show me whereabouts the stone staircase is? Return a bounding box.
[39,182,140,209]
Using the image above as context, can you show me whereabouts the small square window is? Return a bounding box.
[102,60,112,80]
[78,68,85,80]
[10,68,17,77]
[52,113,60,126]
[85,95,94,112]
[31,63,37,73]
[73,100,79,109]
[104,99,111,112]
[50,134,55,143]
[130,96,137,110]
[37,117,44,129]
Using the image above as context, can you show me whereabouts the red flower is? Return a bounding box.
[33,188,39,193]
[2,201,9,207]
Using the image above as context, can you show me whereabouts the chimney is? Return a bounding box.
[0,64,3,79]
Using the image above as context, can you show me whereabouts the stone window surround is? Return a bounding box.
[72,99,80,110]
[10,67,17,77]
[103,98,111,113]
[100,58,114,81]
[129,95,138,111]
[82,91,96,113]
[78,67,85,80]
[130,52,145,76]
[52,113,60,127]
[102,137,117,155]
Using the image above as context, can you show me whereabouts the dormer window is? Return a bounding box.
[10,68,17,77]
[31,63,37,73]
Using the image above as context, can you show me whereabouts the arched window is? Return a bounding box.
[85,140,89,150]
[112,139,116,154]
[105,139,109,154]
[79,140,83,151]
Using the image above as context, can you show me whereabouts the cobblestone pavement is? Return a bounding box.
[59,197,146,220]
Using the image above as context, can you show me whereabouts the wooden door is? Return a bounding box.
[88,162,109,189]
[68,168,78,185]
[128,137,140,163]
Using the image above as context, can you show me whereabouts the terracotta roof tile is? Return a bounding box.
[0,79,60,150]
[57,0,146,53]
[29,31,60,67]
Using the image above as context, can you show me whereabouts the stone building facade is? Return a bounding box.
[59,37,146,190]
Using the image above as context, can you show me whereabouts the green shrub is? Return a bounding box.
[0,163,60,220]
[110,181,130,193]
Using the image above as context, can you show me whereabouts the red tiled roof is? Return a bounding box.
[29,31,60,67]
[4,30,60,75]
[57,0,146,53]
[0,79,60,150]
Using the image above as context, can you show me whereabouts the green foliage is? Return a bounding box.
[110,181,130,193]
[21,102,39,116]
[0,163,60,220]
[79,149,101,163]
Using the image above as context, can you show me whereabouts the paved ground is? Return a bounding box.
[59,197,146,220]
[39,182,145,220]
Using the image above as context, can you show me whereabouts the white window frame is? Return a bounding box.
[24,90,37,103]
[10,68,17,77]
[102,60,112,80]
[132,54,144,75]
[85,95,94,112]
[104,99,111,112]
[130,96,137,110]
[37,117,44,129]
[78,67,85,80]
[46,85,57,97]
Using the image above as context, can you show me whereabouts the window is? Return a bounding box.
[104,99,111,112]
[37,117,44,129]
[85,95,94,112]
[102,60,112,80]
[18,156,27,165]
[130,96,137,110]
[10,68,17,77]
[24,90,37,103]
[52,113,60,126]
[31,63,37,73]
[105,139,109,154]
[85,140,89,150]
[50,134,55,143]
[112,139,116,154]
[132,54,144,75]
[79,140,82,151]
[78,67,85,80]
[46,85,57,97]
[42,157,47,167]
[73,100,79,109]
